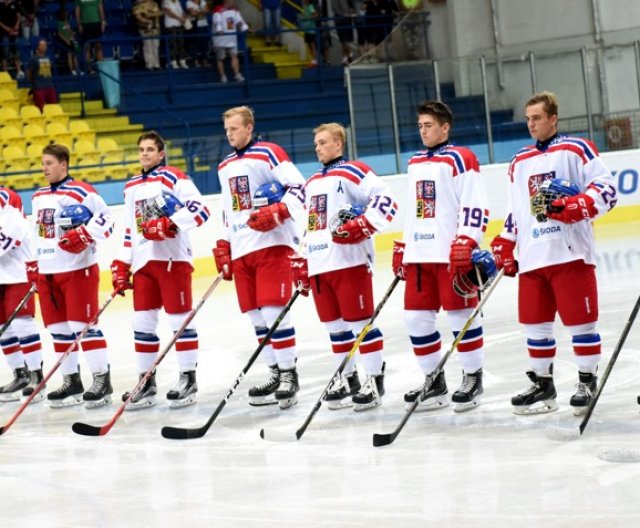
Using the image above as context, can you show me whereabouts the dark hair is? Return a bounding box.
[42,143,70,164]
[417,100,454,127]
[137,130,166,152]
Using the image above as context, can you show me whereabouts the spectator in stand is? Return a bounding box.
[27,39,57,110]
[297,0,317,66]
[186,0,210,67]
[0,0,24,79]
[315,0,330,65]
[260,0,281,46]
[363,0,396,61]
[56,7,80,75]
[17,0,38,39]
[331,0,354,65]
[163,0,189,69]
[75,0,106,72]
[354,0,367,59]
[132,0,163,70]
[212,0,248,83]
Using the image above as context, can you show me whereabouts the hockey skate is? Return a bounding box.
[570,372,597,416]
[511,370,558,415]
[22,366,45,403]
[324,370,361,410]
[167,370,197,408]
[353,363,385,412]
[83,368,113,409]
[452,369,483,413]
[248,364,279,406]
[0,366,30,402]
[123,371,157,411]
[48,371,84,408]
[275,367,299,409]
[404,370,449,412]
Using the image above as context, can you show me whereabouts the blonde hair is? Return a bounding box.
[313,122,346,146]
[526,91,559,117]
[222,105,255,126]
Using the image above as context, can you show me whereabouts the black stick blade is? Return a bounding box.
[0,426,9,436]
[161,425,206,440]
[372,432,396,447]
[72,422,105,437]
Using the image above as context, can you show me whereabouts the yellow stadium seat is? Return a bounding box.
[0,126,26,150]
[69,120,96,144]
[0,107,23,128]
[27,143,47,163]
[74,139,101,166]
[103,156,130,180]
[46,123,73,149]
[97,137,124,158]
[3,145,30,170]
[20,105,47,128]
[42,104,70,128]
[24,124,49,148]
[0,89,19,111]
[3,168,38,190]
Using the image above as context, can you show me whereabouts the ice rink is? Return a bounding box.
[1,225,639,527]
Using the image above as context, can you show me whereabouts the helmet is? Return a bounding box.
[530,178,580,222]
[143,192,183,222]
[252,181,285,209]
[453,249,497,299]
[328,203,366,236]
[57,204,93,233]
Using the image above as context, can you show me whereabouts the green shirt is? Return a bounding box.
[75,0,102,24]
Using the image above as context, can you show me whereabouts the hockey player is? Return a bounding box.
[0,187,44,402]
[392,100,490,413]
[290,122,397,411]
[111,131,210,410]
[32,143,115,408]
[214,105,305,409]
[491,91,617,415]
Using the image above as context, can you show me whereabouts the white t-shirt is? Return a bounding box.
[186,0,209,27]
[163,0,184,28]
[212,7,248,48]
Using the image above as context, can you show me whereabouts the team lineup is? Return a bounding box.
[0,91,620,439]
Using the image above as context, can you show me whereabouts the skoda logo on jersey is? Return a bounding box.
[532,225,562,239]
[413,232,436,241]
[309,243,328,253]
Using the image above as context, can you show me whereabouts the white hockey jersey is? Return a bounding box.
[32,177,115,274]
[403,144,489,264]
[0,187,34,284]
[301,158,397,277]
[118,165,210,273]
[212,6,248,48]
[499,135,617,273]
[217,140,306,260]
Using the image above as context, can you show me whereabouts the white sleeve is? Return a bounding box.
[170,178,211,232]
[83,192,115,241]
[361,170,398,233]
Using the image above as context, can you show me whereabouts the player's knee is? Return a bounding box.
[404,309,437,336]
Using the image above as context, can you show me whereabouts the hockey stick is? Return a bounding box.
[0,284,37,340]
[372,268,505,447]
[0,290,118,436]
[260,275,401,442]
[162,287,303,440]
[546,293,640,442]
[72,274,224,437]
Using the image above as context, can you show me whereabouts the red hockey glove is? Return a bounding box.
[141,217,178,240]
[58,225,94,254]
[289,255,310,296]
[332,215,376,244]
[25,260,39,287]
[546,194,597,224]
[247,203,291,232]
[110,259,132,295]
[392,240,406,280]
[449,235,478,274]
[490,236,518,277]
[212,239,232,280]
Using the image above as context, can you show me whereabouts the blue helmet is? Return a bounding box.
[252,181,285,209]
[329,203,367,235]
[143,192,183,221]
[453,249,498,299]
[58,204,93,233]
[531,178,580,222]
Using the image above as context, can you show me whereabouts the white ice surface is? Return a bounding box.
[1,234,639,527]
